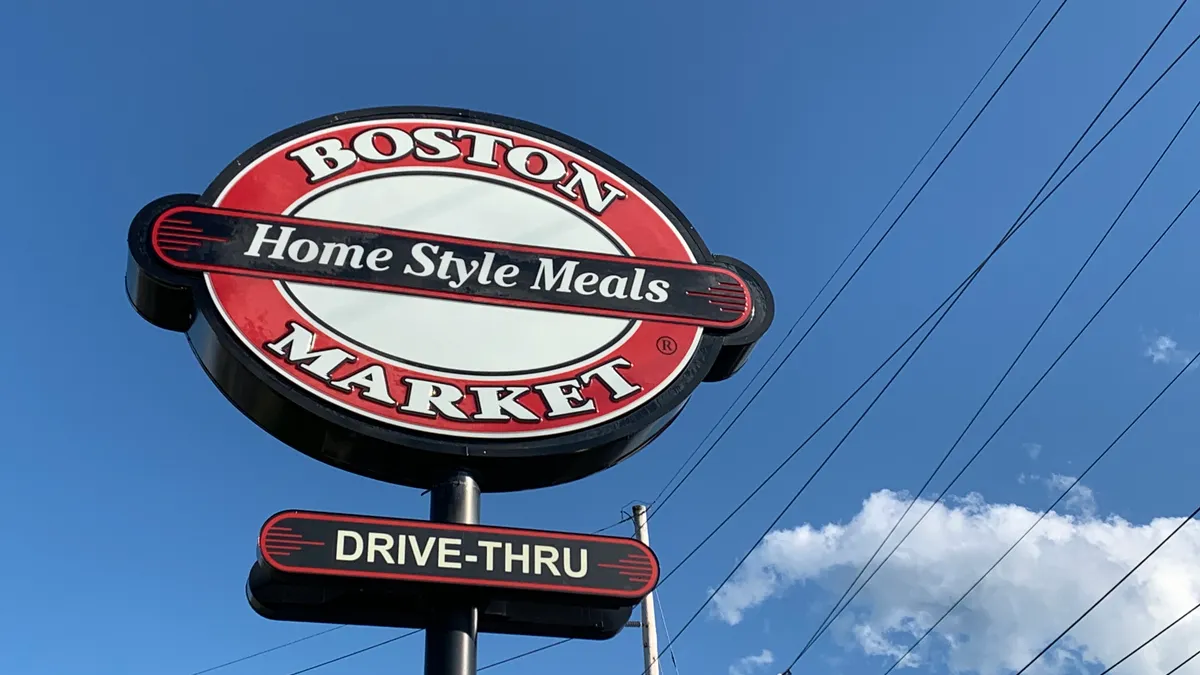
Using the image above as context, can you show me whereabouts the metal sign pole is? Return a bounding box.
[425,473,481,675]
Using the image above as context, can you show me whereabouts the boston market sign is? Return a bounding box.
[127,107,773,491]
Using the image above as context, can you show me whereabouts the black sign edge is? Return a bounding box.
[124,106,776,491]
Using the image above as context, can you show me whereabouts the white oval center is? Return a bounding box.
[282,171,632,376]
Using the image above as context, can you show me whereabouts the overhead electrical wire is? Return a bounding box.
[648,0,1090,589]
[282,629,421,675]
[412,6,1063,669]
[1012,503,1200,675]
[1095,600,1200,675]
[785,27,1200,668]
[184,625,347,675]
[877,285,1200,675]
[644,0,1047,516]
[1166,648,1200,675]
[646,0,1061,521]
[478,591,688,674]
[655,590,683,675]
[651,0,1188,593]
[592,514,633,535]
[636,5,1195,671]
[479,638,571,671]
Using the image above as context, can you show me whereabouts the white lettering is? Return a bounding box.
[367,533,395,564]
[335,530,363,561]
[629,268,646,301]
[404,243,438,277]
[352,127,414,163]
[366,247,393,272]
[456,130,513,168]
[645,279,670,303]
[535,379,596,418]
[437,249,481,289]
[533,545,561,576]
[479,541,503,572]
[477,251,497,285]
[598,274,629,299]
[505,146,567,183]
[563,548,587,578]
[408,535,436,567]
[504,542,530,574]
[470,386,538,422]
[532,258,577,292]
[400,378,469,420]
[287,138,357,182]
[556,162,626,214]
[244,224,293,260]
[580,358,641,401]
[287,238,319,263]
[329,364,397,406]
[438,538,463,569]
[318,242,365,268]
[573,271,599,295]
[413,127,461,161]
[493,264,519,287]
[265,323,356,380]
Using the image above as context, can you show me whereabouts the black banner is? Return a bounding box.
[258,511,658,600]
[150,205,751,329]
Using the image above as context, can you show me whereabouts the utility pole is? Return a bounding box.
[632,504,660,675]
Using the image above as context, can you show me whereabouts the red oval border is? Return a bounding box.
[204,118,705,439]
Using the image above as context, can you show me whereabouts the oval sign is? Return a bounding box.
[126,107,773,491]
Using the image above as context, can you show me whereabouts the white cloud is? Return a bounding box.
[711,489,1200,675]
[729,649,774,675]
[1045,474,1096,518]
[1024,443,1042,460]
[1144,335,1194,367]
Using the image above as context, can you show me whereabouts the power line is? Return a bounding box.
[185,625,347,675]
[652,0,1173,594]
[592,515,633,535]
[786,19,1200,666]
[1096,600,1200,675]
[654,275,965,590]
[649,0,1128,590]
[879,296,1200,675]
[640,3,1200,668]
[645,0,1047,517]
[284,629,421,675]
[1166,647,1200,675]
[655,591,683,675]
[1013,504,1200,675]
[475,594,686,673]
[651,0,1194,596]
[479,638,570,671]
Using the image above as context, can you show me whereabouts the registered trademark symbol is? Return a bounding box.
[657,336,678,355]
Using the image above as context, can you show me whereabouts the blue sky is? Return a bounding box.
[3,1,1200,674]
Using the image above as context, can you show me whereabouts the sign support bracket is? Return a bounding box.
[424,472,481,675]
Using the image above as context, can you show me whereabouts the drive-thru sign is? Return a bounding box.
[125,106,773,674]
[259,510,658,600]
